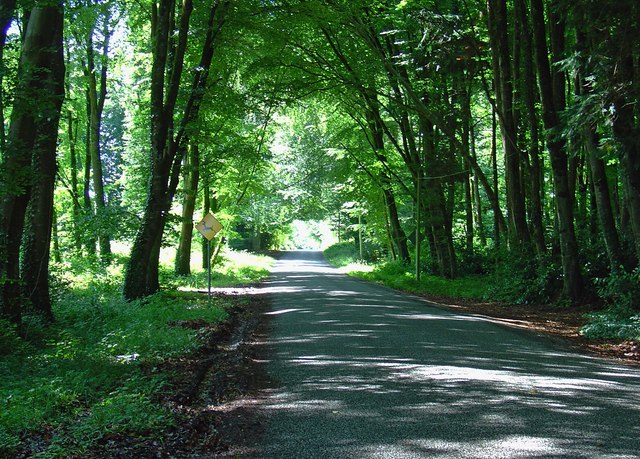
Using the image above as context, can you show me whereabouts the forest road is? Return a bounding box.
[245,250,640,458]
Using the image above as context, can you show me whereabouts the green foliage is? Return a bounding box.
[486,251,563,305]
[0,248,275,457]
[160,247,274,290]
[324,243,490,300]
[580,311,640,341]
[0,319,27,356]
[324,242,361,267]
[593,267,640,312]
[581,268,640,341]
[351,261,489,300]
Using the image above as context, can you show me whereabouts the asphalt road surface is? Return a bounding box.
[252,251,640,458]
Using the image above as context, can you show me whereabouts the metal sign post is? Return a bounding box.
[209,239,213,306]
[196,212,223,306]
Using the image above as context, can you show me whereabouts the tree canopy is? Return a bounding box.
[1,0,640,326]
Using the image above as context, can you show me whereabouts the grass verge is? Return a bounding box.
[324,242,489,300]
[0,249,273,458]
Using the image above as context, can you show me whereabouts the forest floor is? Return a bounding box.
[79,273,638,458]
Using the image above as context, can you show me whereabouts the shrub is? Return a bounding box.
[0,319,25,356]
[486,251,562,305]
[324,242,360,267]
[580,268,640,341]
[593,267,640,312]
[580,311,640,341]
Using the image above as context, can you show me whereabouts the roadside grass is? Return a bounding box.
[349,261,489,300]
[0,248,273,458]
[323,243,489,300]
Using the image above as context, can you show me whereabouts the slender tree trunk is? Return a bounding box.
[0,5,64,323]
[487,0,530,247]
[471,122,486,246]
[202,173,211,269]
[515,0,545,255]
[83,137,96,256]
[366,105,410,264]
[531,0,583,301]
[52,209,61,264]
[86,36,111,262]
[461,82,474,255]
[421,118,456,278]
[585,129,623,271]
[175,141,200,275]
[66,110,82,251]
[491,108,500,249]
[610,46,640,263]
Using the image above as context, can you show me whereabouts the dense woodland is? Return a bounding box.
[1,0,640,329]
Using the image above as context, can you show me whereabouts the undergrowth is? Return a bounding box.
[580,267,640,341]
[0,248,273,458]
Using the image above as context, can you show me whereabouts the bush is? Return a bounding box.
[486,251,562,305]
[593,267,640,312]
[0,319,25,356]
[580,311,640,341]
[324,242,360,267]
[580,268,640,341]
[347,259,489,300]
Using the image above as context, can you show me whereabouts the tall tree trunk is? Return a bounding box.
[531,0,583,301]
[586,130,623,271]
[487,0,530,247]
[86,32,111,262]
[201,172,211,269]
[515,0,545,255]
[124,0,229,299]
[175,141,199,275]
[491,108,500,249]
[421,118,457,278]
[0,5,64,323]
[461,83,474,256]
[366,105,410,264]
[83,135,96,257]
[609,24,640,263]
[52,209,62,264]
[471,122,486,246]
[66,108,82,252]
[574,30,623,270]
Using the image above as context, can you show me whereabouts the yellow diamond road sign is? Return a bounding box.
[196,212,223,241]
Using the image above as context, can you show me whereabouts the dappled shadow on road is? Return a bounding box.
[237,251,640,458]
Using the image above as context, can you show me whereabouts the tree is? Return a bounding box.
[530,0,583,301]
[0,4,65,324]
[73,0,118,262]
[486,0,530,248]
[123,0,230,299]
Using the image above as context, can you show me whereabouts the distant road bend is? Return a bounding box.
[248,251,640,458]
